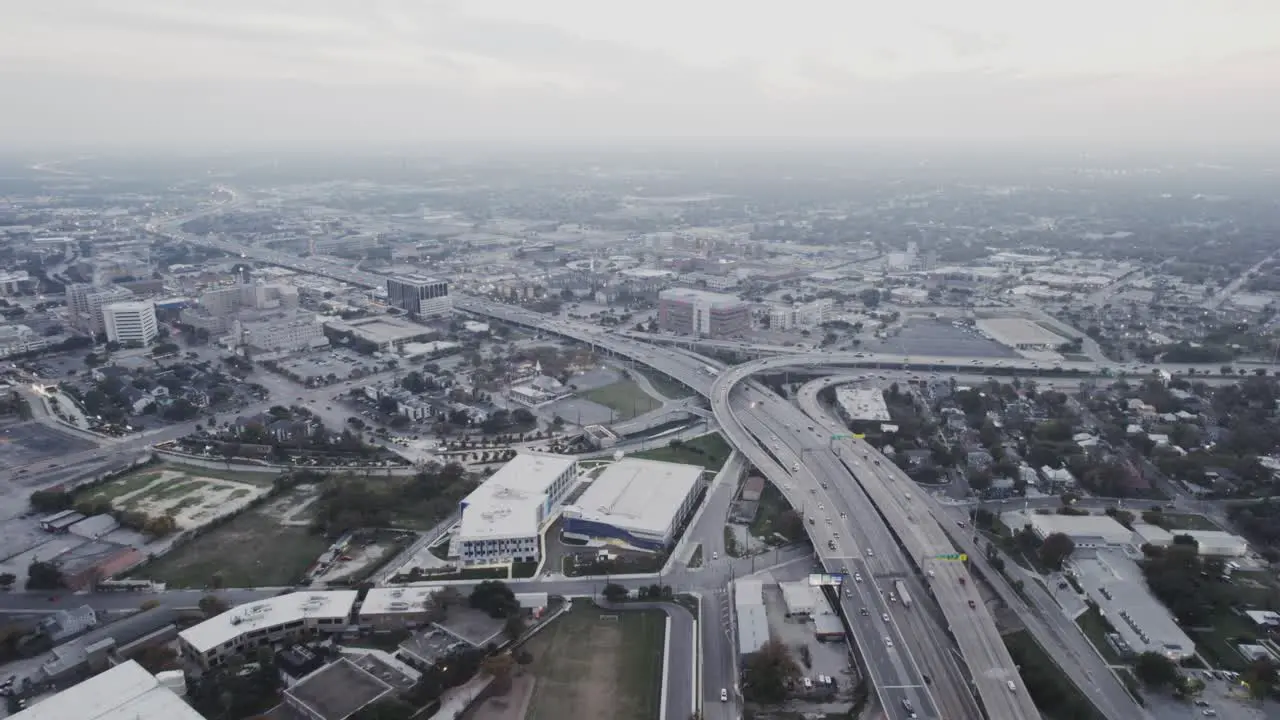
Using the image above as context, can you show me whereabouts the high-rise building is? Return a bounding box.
[67,284,134,334]
[657,288,750,338]
[103,301,158,346]
[385,275,450,317]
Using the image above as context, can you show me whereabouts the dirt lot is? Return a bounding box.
[81,467,269,529]
[522,604,664,720]
[130,486,328,588]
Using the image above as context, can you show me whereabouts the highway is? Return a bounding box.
[797,375,1148,720]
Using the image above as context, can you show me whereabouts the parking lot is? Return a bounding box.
[0,421,96,471]
[761,582,857,706]
[868,320,1018,358]
[1144,670,1276,720]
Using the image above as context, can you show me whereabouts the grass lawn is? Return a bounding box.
[1003,630,1105,720]
[131,490,329,588]
[582,381,662,420]
[1191,611,1261,671]
[637,371,695,400]
[1152,513,1221,531]
[523,604,665,720]
[750,482,799,544]
[632,433,731,471]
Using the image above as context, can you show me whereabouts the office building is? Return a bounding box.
[66,283,134,334]
[0,324,50,358]
[657,288,750,338]
[560,458,703,550]
[386,275,450,317]
[178,591,358,669]
[455,452,578,567]
[232,312,328,356]
[102,301,158,346]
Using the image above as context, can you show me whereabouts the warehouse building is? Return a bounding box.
[455,452,578,567]
[323,315,436,352]
[658,288,750,338]
[1000,511,1137,548]
[975,318,1067,352]
[1072,552,1196,661]
[560,458,704,551]
[1130,524,1250,557]
[735,577,769,659]
[178,591,358,669]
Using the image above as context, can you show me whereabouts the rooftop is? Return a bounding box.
[324,315,434,345]
[658,287,746,308]
[457,452,577,540]
[286,658,392,720]
[103,300,154,313]
[1003,511,1136,545]
[975,317,1067,347]
[1072,551,1196,660]
[834,387,892,422]
[360,586,443,617]
[735,577,769,656]
[179,591,358,654]
[11,660,203,720]
[563,458,703,537]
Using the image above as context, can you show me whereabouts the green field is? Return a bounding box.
[637,371,695,400]
[130,488,329,588]
[523,605,665,720]
[632,433,730,470]
[1152,513,1221,531]
[582,381,662,420]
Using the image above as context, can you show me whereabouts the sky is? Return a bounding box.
[4,0,1280,152]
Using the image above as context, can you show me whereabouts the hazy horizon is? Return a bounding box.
[5,1,1280,154]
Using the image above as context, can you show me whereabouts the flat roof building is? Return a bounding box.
[975,318,1067,352]
[323,315,436,352]
[658,288,750,338]
[284,657,394,720]
[455,452,578,567]
[178,591,358,669]
[386,275,451,318]
[10,660,204,720]
[560,458,703,551]
[735,577,769,659]
[1072,551,1196,661]
[1001,511,1137,548]
[834,387,892,423]
[1131,524,1249,557]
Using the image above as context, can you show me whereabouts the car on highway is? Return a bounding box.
[866,549,874,557]
[720,689,728,702]
[844,588,852,598]
[859,607,868,615]
[854,573,862,582]
[840,511,847,519]
[884,637,893,648]
[882,613,890,622]
[901,699,917,718]
[968,599,977,609]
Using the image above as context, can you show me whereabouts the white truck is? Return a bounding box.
[894,579,912,609]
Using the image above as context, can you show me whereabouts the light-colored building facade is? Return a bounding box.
[386,275,451,317]
[658,288,750,338]
[232,312,328,355]
[103,301,158,346]
[178,591,358,669]
[560,458,703,551]
[0,324,50,358]
[455,452,578,567]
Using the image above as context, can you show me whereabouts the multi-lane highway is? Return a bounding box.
[796,375,1147,720]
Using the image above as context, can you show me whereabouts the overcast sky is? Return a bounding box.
[4,0,1280,153]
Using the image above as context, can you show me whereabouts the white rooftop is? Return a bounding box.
[1002,511,1136,546]
[834,386,891,422]
[458,452,578,540]
[179,591,358,654]
[564,458,703,537]
[11,660,203,720]
[1072,551,1196,660]
[658,287,746,308]
[360,586,444,617]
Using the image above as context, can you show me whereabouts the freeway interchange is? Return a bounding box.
[136,225,1179,718]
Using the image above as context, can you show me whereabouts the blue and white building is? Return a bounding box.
[455,452,578,567]
[561,458,703,551]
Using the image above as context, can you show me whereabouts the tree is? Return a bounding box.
[0,573,15,589]
[469,580,519,618]
[1242,657,1277,702]
[26,561,64,590]
[742,640,800,703]
[1134,651,1180,688]
[602,583,629,603]
[503,613,527,641]
[199,594,230,618]
[134,644,181,673]
[1039,532,1076,570]
[481,652,515,694]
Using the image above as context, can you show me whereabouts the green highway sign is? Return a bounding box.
[934,553,968,562]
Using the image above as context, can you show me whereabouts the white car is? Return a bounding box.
[720,688,728,702]
[882,613,890,622]
[884,637,894,648]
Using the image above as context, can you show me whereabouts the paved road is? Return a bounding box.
[600,600,698,720]
[795,376,1146,720]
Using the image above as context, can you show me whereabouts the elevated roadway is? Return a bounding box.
[797,375,1147,720]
